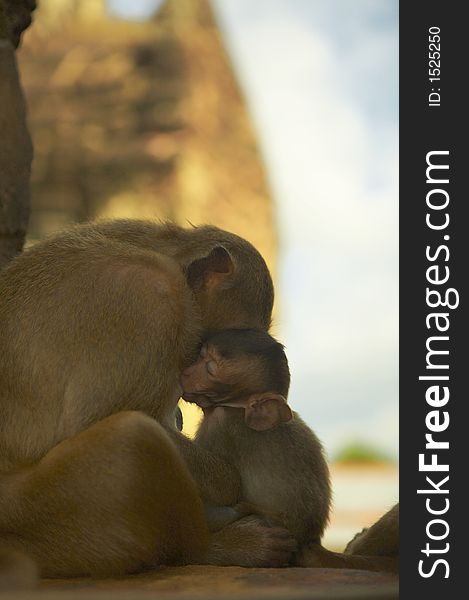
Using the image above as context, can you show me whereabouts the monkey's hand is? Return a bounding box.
[206,515,297,568]
[205,502,283,533]
[234,502,285,526]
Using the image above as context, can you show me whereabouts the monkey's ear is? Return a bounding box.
[187,247,234,291]
[244,393,292,431]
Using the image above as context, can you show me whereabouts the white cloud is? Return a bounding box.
[214,0,398,457]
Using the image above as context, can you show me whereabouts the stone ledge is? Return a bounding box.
[32,565,398,600]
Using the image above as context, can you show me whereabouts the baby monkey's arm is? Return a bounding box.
[205,502,286,532]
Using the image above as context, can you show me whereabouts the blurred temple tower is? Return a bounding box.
[18,0,278,433]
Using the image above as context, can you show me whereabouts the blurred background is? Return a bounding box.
[18,0,398,549]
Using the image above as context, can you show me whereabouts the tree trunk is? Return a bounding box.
[0,1,35,269]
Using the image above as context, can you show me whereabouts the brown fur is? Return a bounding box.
[298,504,399,573]
[184,330,398,573]
[182,331,330,546]
[195,406,331,547]
[0,219,296,578]
[345,504,399,557]
[1,412,209,577]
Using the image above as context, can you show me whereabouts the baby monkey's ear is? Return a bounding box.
[244,393,292,431]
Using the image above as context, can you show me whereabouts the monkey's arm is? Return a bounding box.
[204,506,242,532]
[166,430,241,506]
[204,502,283,532]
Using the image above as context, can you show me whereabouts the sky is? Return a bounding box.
[108,0,399,459]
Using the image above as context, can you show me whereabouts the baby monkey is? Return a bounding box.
[181,328,331,551]
[181,329,398,573]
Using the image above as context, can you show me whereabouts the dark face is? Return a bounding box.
[181,337,293,432]
[180,343,259,408]
[180,329,291,407]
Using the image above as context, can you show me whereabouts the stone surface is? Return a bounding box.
[36,566,398,600]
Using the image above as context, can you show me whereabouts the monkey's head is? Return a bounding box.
[83,221,274,333]
[180,329,292,431]
[183,227,274,333]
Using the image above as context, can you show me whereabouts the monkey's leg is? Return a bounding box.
[345,504,399,557]
[0,411,210,578]
[1,412,295,574]
[165,435,297,567]
[296,543,399,573]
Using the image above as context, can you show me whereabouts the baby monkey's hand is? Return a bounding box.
[234,502,286,527]
[204,502,285,533]
[207,515,298,567]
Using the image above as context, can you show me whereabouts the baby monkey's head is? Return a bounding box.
[181,329,292,431]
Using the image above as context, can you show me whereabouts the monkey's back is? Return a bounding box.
[233,412,331,545]
[0,222,199,470]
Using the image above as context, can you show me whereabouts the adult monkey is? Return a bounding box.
[0,219,295,577]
